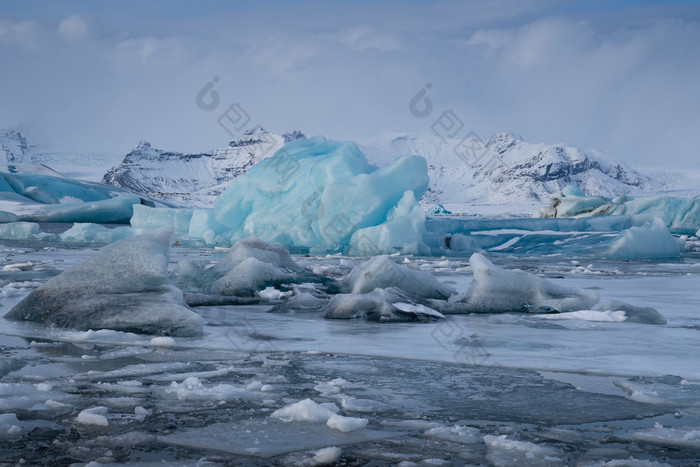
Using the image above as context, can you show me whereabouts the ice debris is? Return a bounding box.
[271,398,368,432]
[4,228,204,337]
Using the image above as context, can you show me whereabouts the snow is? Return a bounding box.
[4,228,203,337]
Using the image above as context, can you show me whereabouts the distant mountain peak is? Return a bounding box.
[0,128,29,163]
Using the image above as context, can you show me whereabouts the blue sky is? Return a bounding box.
[1,0,699,168]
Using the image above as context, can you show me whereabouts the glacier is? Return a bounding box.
[538,184,700,235]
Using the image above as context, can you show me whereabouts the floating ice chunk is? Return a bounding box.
[0,413,21,434]
[534,310,627,322]
[424,424,481,444]
[483,434,566,467]
[314,446,342,465]
[165,376,252,401]
[629,423,700,449]
[175,237,322,299]
[438,253,598,314]
[59,223,134,244]
[0,221,55,241]
[205,257,296,297]
[340,397,387,413]
[348,190,430,256]
[342,255,455,300]
[606,217,684,260]
[538,184,700,235]
[131,205,194,236]
[21,194,143,224]
[5,228,204,337]
[271,399,339,423]
[597,300,666,325]
[215,236,302,272]
[326,413,368,432]
[614,375,700,407]
[270,290,327,312]
[323,287,444,322]
[77,406,109,426]
[0,210,17,223]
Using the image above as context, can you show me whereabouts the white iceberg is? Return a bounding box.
[4,228,203,337]
[322,287,444,322]
[606,217,685,260]
[342,255,454,300]
[436,253,599,314]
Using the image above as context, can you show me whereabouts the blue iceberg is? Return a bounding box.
[537,184,700,235]
[0,172,167,224]
[133,136,430,253]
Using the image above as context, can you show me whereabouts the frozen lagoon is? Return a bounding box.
[1,231,699,465]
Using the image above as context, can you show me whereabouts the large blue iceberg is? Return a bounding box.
[132,136,430,254]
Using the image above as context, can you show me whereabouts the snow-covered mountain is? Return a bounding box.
[0,129,29,164]
[362,132,654,212]
[102,128,306,206]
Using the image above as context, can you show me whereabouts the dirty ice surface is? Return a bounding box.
[1,233,699,465]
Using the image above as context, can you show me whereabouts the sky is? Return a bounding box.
[1,0,699,169]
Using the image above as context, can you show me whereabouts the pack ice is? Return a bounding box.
[132,136,429,254]
[4,228,203,337]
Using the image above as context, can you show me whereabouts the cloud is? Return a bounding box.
[0,2,698,170]
[58,15,93,41]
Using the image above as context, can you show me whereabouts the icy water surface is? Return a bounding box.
[1,239,699,465]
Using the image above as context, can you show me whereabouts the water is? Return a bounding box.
[1,239,699,465]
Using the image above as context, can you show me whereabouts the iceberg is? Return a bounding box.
[322,287,445,322]
[434,253,599,314]
[171,237,326,302]
[58,223,135,244]
[347,191,430,256]
[0,171,167,224]
[135,136,430,253]
[425,214,684,260]
[606,217,684,260]
[341,255,454,300]
[538,184,700,235]
[4,228,203,337]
